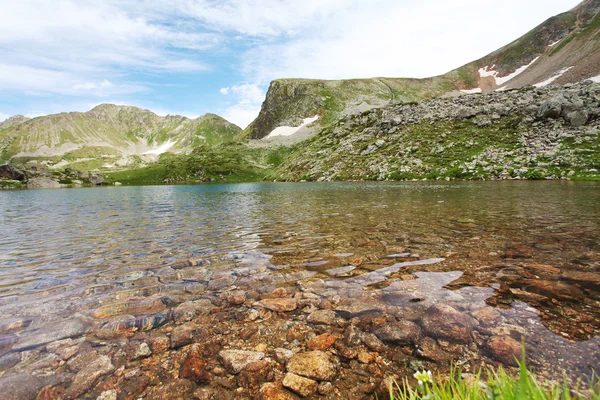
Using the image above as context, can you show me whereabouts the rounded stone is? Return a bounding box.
[487,336,522,366]
[286,351,338,381]
[421,304,473,343]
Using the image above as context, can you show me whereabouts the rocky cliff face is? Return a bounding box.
[245,75,472,140]
[247,0,600,140]
[269,81,600,182]
[0,105,241,170]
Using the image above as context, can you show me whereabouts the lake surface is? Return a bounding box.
[1,181,600,383]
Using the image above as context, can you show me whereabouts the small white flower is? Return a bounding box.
[413,370,433,385]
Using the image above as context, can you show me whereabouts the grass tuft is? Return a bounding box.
[389,355,599,400]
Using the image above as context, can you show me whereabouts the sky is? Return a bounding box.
[0,0,582,128]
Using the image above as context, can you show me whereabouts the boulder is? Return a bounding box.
[421,304,473,343]
[27,177,61,189]
[88,174,105,185]
[0,164,25,181]
[565,110,588,127]
[536,96,565,119]
[373,320,422,345]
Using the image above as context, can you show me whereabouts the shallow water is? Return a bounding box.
[1,181,600,379]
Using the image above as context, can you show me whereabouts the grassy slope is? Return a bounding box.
[0,106,242,169]
[267,111,600,182]
[105,143,293,185]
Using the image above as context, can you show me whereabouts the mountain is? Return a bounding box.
[0,115,30,130]
[0,104,241,170]
[268,81,600,182]
[246,0,600,140]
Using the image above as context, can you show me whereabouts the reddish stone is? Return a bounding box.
[307,333,336,351]
[258,298,297,312]
[179,345,210,383]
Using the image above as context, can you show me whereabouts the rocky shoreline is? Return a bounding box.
[1,247,598,400]
[0,164,107,190]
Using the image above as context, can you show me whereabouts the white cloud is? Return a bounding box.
[0,112,8,122]
[74,80,115,91]
[0,0,584,124]
[219,83,266,128]
[0,0,213,98]
[0,64,147,97]
[233,0,582,81]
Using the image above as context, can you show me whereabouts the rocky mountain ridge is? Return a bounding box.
[246,0,600,140]
[0,104,241,171]
[268,81,600,182]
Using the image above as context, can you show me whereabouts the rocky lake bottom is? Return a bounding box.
[0,181,599,399]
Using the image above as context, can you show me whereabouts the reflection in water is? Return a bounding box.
[0,181,600,380]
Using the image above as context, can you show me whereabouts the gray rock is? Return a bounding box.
[66,355,114,398]
[362,333,387,352]
[343,325,363,347]
[0,373,44,400]
[565,110,588,127]
[219,350,265,374]
[97,390,118,400]
[26,176,62,189]
[537,96,564,119]
[456,106,477,120]
[88,174,105,185]
[14,318,89,351]
[0,164,25,181]
[373,320,422,345]
[274,348,295,364]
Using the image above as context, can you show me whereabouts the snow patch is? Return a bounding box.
[589,75,600,83]
[460,88,482,94]
[141,140,175,155]
[548,39,562,47]
[478,57,540,86]
[266,116,319,138]
[533,66,574,87]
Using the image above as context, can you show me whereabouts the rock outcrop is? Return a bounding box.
[270,81,600,182]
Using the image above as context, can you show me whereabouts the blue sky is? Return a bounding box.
[0,0,582,128]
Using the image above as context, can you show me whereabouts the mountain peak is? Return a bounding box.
[0,115,30,130]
